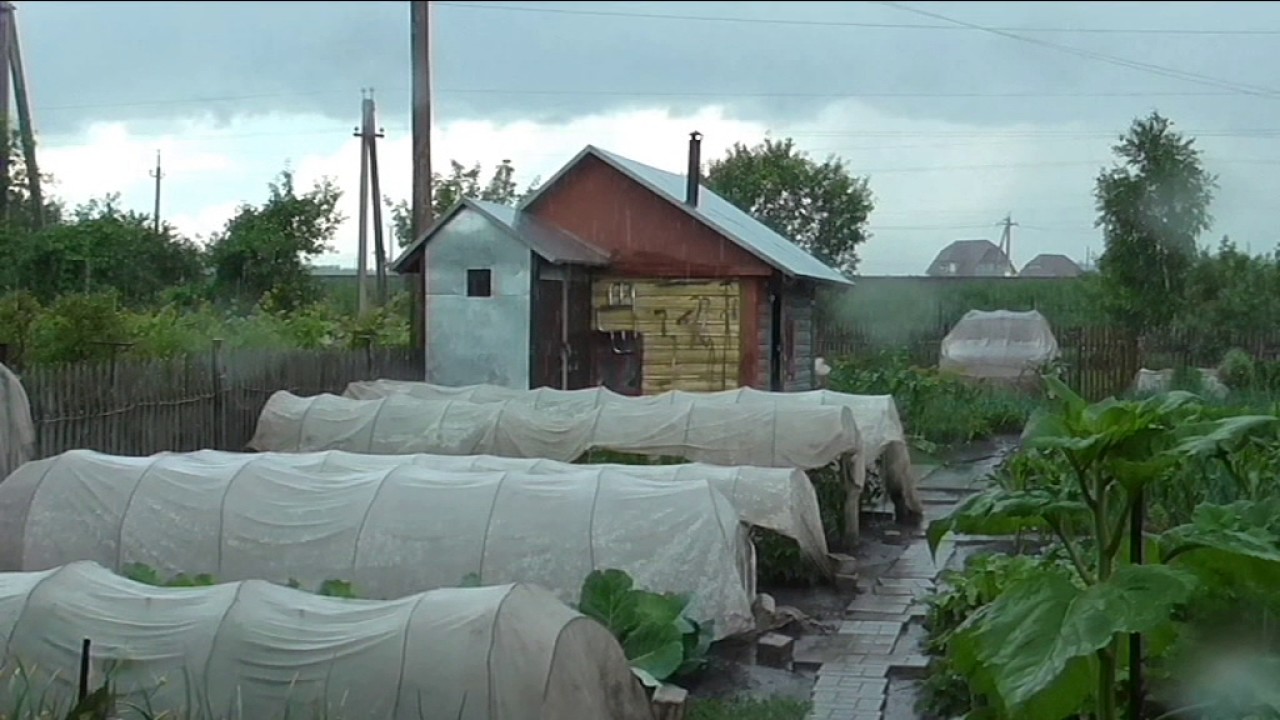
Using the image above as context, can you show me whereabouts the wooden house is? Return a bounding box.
[392,133,852,394]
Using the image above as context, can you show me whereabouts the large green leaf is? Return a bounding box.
[927,487,1089,557]
[1170,415,1278,458]
[631,591,689,628]
[578,569,640,636]
[622,621,685,684]
[952,564,1199,718]
[1162,499,1280,591]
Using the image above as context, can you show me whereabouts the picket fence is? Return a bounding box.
[15,344,423,459]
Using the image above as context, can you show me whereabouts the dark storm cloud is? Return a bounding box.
[18,1,1280,141]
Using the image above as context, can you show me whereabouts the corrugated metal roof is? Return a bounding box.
[1020,253,1082,278]
[594,148,852,285]
[469,199,610,266]
[926,239,1014,277]
[521,146,851,285]
[390,197,609,272]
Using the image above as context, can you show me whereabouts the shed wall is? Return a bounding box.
[423,209,532,388]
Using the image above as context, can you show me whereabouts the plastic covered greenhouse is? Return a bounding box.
[181,448,828,565]
[346,381,907,467]
[0,561,653,720]
[939,309,1060,380]
[251,390,861,471]
[0,450,756,637]
[0,362,33,483]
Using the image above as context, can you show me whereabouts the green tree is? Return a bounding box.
[1095,112,1216,334]
[388,159,540,248]
[206,170,343,311]
[1,195,202,305]
[706,138,873,275]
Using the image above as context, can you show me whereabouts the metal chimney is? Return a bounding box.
[686,131,702,207]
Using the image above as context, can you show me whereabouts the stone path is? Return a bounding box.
[802,445,1010,720]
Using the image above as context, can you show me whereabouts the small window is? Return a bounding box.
[466,268,492,297]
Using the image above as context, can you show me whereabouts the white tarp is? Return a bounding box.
[0,363,34,482]
[939,309,1060,380]
[0,449,755,638]
[251,391,861,472]
[178,448,828,565]
[0,561,652,720]
[1132,367,1228,399]
[345,381,905,466]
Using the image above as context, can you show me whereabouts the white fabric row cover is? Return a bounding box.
[184,448,828,565]
[346,381,907,465]
[939,309,1060,380]
[0,363,33,483]
[0,561,652,720]
[0,449,755,638]
[251,390,861,471]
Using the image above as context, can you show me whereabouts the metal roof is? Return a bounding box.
[1020,253,1082,278]
[521,145,852,285]
[391,197,609,272]
[926,239,1014,277]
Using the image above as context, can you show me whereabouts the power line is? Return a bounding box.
[433,2,1280,37]
[877,2,1280,98]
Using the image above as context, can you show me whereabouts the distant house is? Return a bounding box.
[392,133,852,394]
[925,239,1015,278]
[1020,253,1083,278]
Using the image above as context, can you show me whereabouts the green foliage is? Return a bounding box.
[121,563,215,588]
[919,554,1049,718]
[1219,347,1256,389]
[316,579,358,598]
[706,137,873,275]
[0,195,203,305]
[1096,112,1216,334]
[206,169,343,311]
[929,377,1280,720]
[828,351,1036,445]
[687,697,811,720]
[388,158,540,248]
[577,569,713,687]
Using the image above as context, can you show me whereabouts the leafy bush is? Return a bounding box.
[577,568,713,688]
[829,351,1037,445]
[123,563,360,598]
[1219,348,1255,389]
[927,378,1280,720]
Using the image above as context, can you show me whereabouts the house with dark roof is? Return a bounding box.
[925,239,1015,277]
[392,133,852,394]
[1020,253,1083,278]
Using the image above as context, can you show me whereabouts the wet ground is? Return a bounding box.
[687,436,1019,718]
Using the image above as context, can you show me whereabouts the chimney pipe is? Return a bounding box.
[686,131,702,207]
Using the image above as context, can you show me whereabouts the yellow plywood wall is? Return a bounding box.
[593,278,741,393]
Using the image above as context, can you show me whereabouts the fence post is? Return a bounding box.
[211,339,225,450]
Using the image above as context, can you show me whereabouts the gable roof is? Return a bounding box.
[519,145,852,285]
[926,239,1015,277]
[1020,253,1082,278]
[391,197,610,273]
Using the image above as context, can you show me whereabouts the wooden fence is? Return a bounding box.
[817,320,1280,401]
[17,345,423,459]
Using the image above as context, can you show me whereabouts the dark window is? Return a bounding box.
[466,269,492,297]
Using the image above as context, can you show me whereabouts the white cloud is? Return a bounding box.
[38,100,1232,276]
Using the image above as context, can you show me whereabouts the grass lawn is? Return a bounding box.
[687,697,811,720]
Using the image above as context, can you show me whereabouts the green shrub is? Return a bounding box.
[1219,348,1255,389]
[828,351,1036,445]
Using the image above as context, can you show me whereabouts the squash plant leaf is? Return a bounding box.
[952,564,1199,717]
[927,487,1088,557]
[1162,499,1280,591]
[1170,415,1278,458]
[579,569,640,636]
[621,621,685,684]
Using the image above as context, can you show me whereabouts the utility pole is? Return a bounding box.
[354,89,388,315]
[7,5,39,231]
[410,1,433,240]
[999,213,1018,275]
[149,150,163,234]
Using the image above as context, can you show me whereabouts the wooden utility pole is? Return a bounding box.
[410,1,433,240]
[354,90,372,316]
[149,150,163,234]
[999,213,1018,275]
[8,7,39,230]
[354,90,388,314]
[0,2,13,223]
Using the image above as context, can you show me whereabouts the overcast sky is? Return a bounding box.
[20,1,1280,274]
